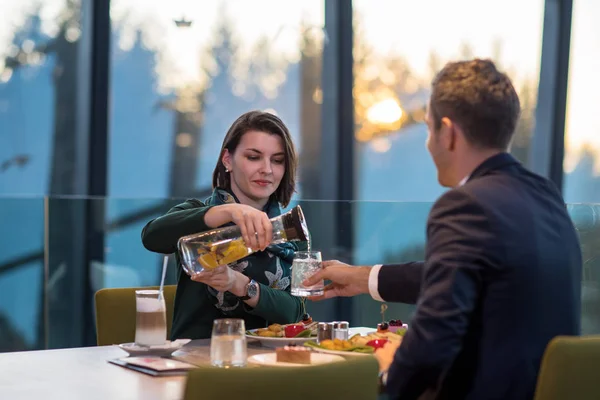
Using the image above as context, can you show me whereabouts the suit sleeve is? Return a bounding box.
[376,262,424,304]
[385,189,499,399]
[141,199,214,254]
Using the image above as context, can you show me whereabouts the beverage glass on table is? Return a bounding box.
[135,290,167,346]
[210,318,247,368]
[291,251,324,296]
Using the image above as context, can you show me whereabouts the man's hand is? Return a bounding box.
[302,260,371,301]
[375,340,401,373]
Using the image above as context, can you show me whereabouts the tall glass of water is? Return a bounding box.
[291,251,324,296]
[135,290,167,347]
[210,318,247,368]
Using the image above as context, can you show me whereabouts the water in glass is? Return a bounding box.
[291,251,324,296]
[210,318,247,367]
[210,335,247,368]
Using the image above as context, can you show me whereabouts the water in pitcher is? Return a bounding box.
[210,335,247,367]
[179,205,309,274]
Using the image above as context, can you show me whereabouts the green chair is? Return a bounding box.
[94,285,177,346]
[183,356,380,400]
[534,335,600,400]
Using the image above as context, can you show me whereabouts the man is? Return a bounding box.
[304,59,582,400]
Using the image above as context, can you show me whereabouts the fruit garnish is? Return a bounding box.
[301,313,313,324]
[389,319,403,326]
[284,324,307,338]
[293,329,312,338]
[380,304,388,323]
[366,339,389,350]
[377,322,389,332]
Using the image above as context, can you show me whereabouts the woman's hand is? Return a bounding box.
[227,204,272,251]
[204,203,272,251]
[191,266,244,293]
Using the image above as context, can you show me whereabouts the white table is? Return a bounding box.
[0,328,376,399]
[0,344,188,400]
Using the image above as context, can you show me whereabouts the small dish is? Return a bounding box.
[117,339,191,357]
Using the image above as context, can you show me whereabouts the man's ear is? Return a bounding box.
[440,117,457,151]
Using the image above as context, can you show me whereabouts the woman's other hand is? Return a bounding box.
[191,266,253,300]
[191,266,239,292]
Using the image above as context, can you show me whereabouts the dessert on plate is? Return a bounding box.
[276,344,312,364]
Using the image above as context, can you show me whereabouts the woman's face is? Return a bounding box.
[222,130,286,208]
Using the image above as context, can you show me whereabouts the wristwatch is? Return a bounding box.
[239,279,258,300]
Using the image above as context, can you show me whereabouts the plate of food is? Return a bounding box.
[246,317,318,348]
[248,344,345,367]
[304,326,407,357]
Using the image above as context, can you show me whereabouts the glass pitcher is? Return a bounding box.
[177,205,309,275]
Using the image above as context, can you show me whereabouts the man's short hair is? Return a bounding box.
[429,59,521,150]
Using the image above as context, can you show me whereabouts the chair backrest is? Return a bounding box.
[534,335,600,400]
[94,285,176,346]
[183,356,380,400]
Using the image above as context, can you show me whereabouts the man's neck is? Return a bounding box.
[455,149,504,186]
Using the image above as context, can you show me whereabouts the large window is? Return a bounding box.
[563,0,600,334]
[0,0,85,350]
[2,1,598,350]
[108,0,325,199]
[563,0,600,203]
[352,0,545,201]
[105,0,325,290]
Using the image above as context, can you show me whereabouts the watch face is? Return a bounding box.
[247,281,258,298]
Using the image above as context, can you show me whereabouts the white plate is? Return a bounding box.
[305,346,374,358]
[245,330,317,348]
[117,339,191,357]
[246,327,375,348]
[247,352,345,367]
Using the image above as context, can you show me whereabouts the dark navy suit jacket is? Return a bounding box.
[380,153,582,400]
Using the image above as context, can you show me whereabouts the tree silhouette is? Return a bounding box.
[511,77,537,165]
[459,42,475,60]
[0,313,28,352]
[1,0,85,349]
[298,20,324,199]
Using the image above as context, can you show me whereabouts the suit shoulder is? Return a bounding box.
[430,187,487,219]
[433,186,480,207]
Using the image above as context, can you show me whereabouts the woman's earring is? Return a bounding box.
[225,167,230,173]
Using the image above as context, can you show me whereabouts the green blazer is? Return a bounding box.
[141,188,307,339]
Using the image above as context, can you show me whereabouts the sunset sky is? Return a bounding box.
[0,0,598,172]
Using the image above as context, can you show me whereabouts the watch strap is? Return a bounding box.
[239,279,257,300]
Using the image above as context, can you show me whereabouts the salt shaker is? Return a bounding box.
[317,322,334,343]
[332,321,349,340]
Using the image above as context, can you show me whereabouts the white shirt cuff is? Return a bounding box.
[368,264,384,302]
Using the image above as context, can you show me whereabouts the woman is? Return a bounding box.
[141,110,308,340]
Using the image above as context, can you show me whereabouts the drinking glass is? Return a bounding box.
[134,290,167,346]
[291,251,324,296]
[210,318,247,368]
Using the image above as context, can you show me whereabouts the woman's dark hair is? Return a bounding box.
[212,110,298,207]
